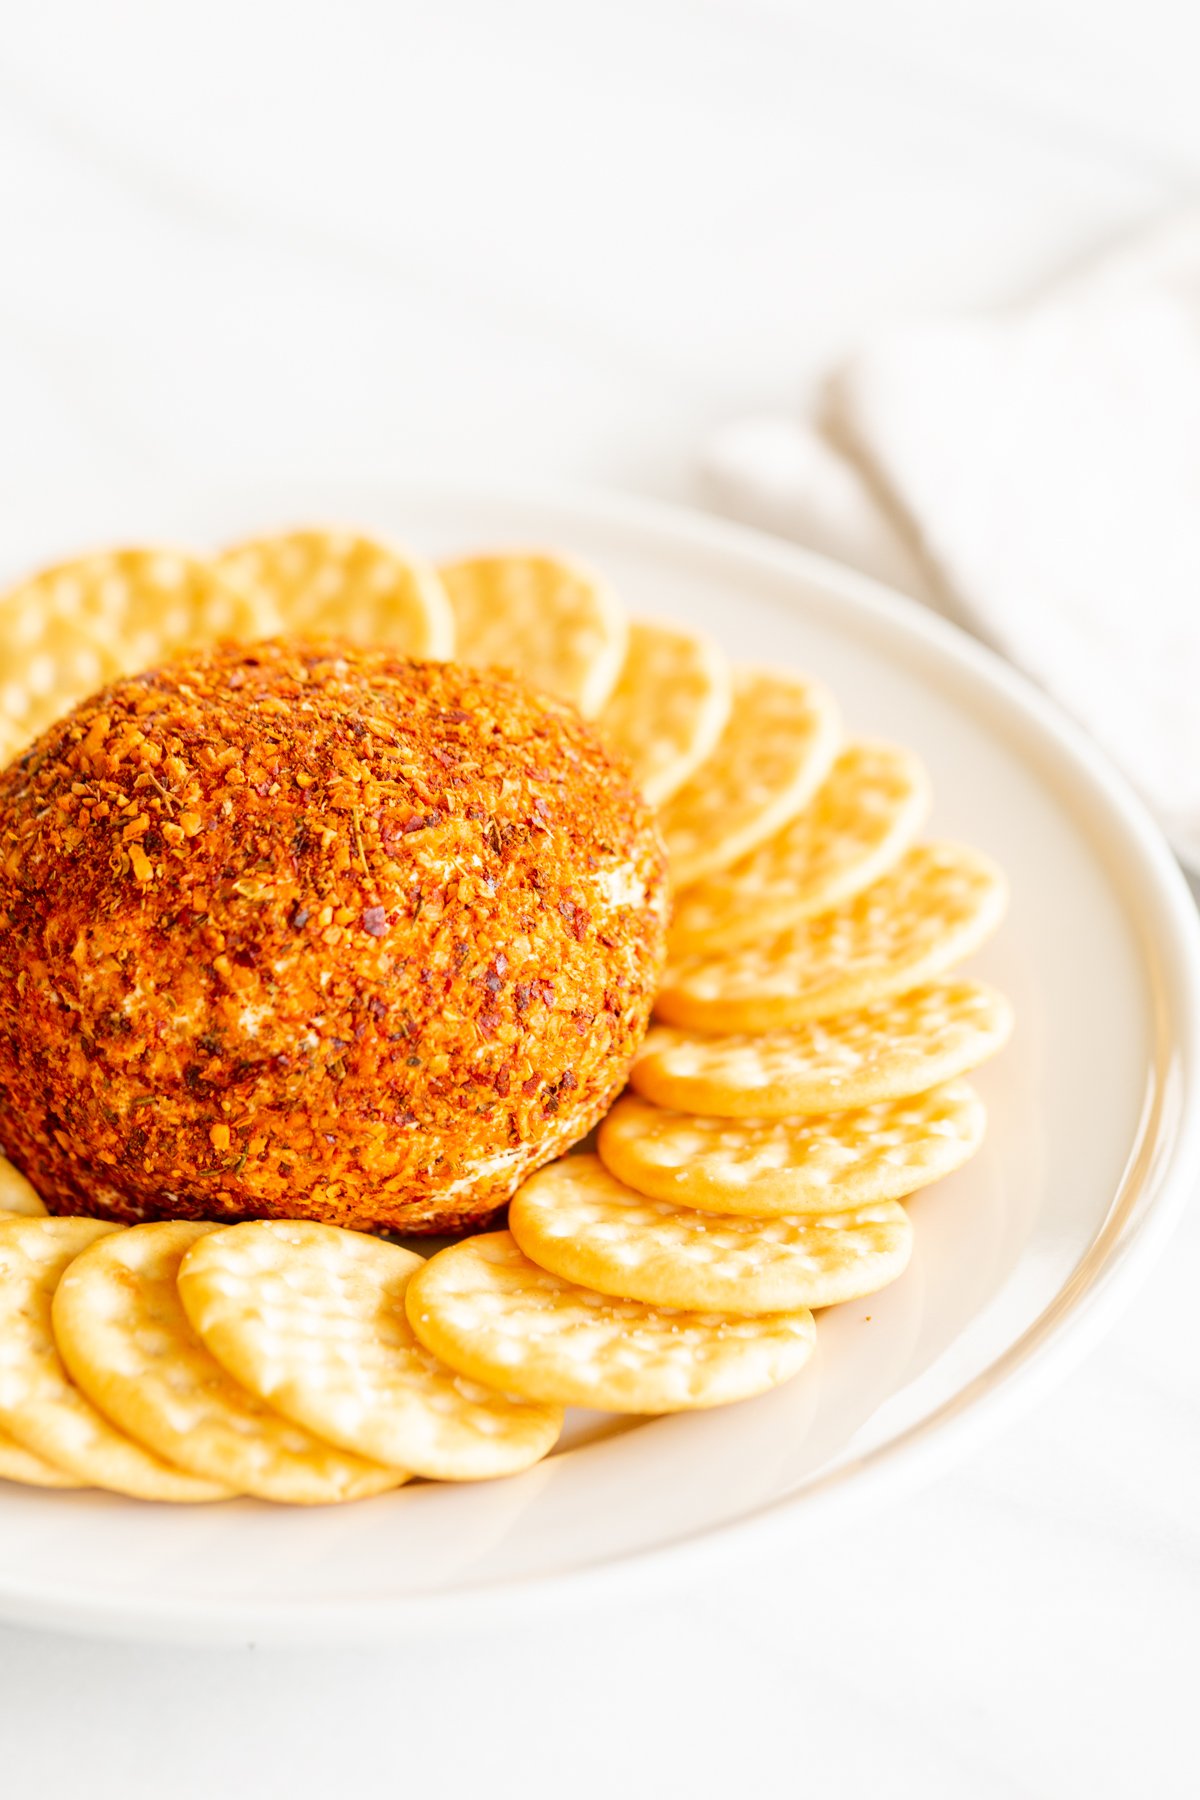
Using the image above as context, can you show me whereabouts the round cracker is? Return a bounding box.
[178,1220,564,1482]
[669,740,931,951]
[657,668,840,888]
[0,1424,79,1489]
[0,611,109,768]
[406,1229,815,1413]
[597,619,732,804]
[0,1155,46,1216]
[53,1221,402,1505]
[216,528,453,658]
[438,550,627,717]
[630,979,1013,1118]
[597,1083,986,1214]
[510,1155,913,1313]
[0,1217,230,1501]
[657,842,1008,1032]
[0,548,278,761]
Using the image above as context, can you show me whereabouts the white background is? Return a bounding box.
[2,4,1199,1795]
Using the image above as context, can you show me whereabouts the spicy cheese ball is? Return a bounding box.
[0,640,668,1233]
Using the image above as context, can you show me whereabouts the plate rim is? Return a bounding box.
[3,476,1199,1644]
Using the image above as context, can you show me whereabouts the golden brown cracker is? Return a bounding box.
[658,668,840,887]
[217,529,453,658]
[669,740,931,951]
[0,548,275,763]
[657,842,1008,1031]
[630,980,1013,1117]
[596,1082,986,1214]
[598,619,732,804]
[0,1427,79,1488]
[439,551,627,716]
[53,1221,402,1504]
[0,1155,46,1217]
[0,1216,230,1501]
[406,1229,815,1412]
[179,1219,564,1481]
[510,1155,914,1313]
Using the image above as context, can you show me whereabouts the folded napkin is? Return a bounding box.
[703,218,1200,866]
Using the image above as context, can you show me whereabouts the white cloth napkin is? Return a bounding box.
[703,218,1200,866]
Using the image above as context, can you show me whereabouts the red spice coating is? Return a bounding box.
[0,640,668,1233]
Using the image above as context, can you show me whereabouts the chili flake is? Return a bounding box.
[0,638,668,1235]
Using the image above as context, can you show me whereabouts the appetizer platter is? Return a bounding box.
[0,484,1195,1642]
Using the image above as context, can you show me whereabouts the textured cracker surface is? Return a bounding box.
[597,620,732,805]
[216,529,454,659]
[669,741,930,951]
[0,1156,45,1217]
[630,980,1013,1117]
[0,549,277,764]
[597,1083,986,1213]
[179,1219,563,1481]
[53,1222,401,1504]
[439,552,628,717]
[657,842,1008,1031]
[0,1423,79,1489]
[406,1229,815,1412]
[657,668,840,887]
[0,1217,229,1500]
[509,1154,913,1312]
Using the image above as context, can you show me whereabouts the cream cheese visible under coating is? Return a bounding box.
[0,639,668,1233]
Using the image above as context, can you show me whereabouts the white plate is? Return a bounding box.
[2,481,1199,1645]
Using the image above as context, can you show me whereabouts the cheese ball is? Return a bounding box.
[0,640,668,1233]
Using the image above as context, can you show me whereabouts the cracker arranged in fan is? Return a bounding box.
[0,1155,46,1218]
[179,1220,564,1482]
[631,980,1013,1118]
[598,619,732,804]
[0,525,1015,1503]
[216,528,454,658]
[597,1083,986,1214]
[439,551,627,716]
[509,1154,913,1313]
[0,1426,79,1490]
[0,1218,231,1500]
[407,1230,817,1413]
[657,668,840,886]
[656,842,1008,1032]
[0,611,108,769]
[0,548,276,763]
[669,740,931,952]
[53,1222,402,1505]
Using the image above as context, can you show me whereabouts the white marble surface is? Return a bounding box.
[2,3,1199,1794]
